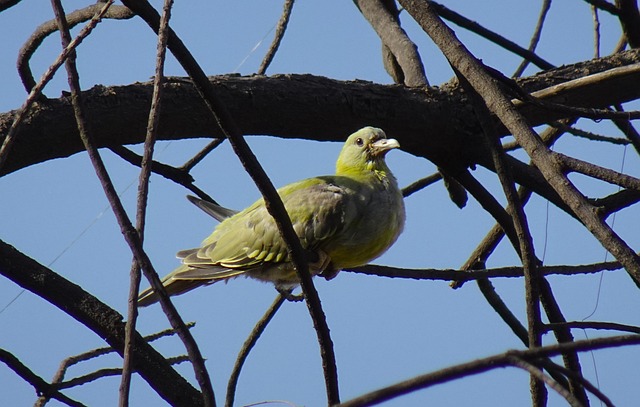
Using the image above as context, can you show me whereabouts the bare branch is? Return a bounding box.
[0,0,117,172]
[544,321,640,334]
[3,50,640,179]
[0,348,85,407]
[582,0,621,15]
[399,0,640,287]
[401,172,442,197]
[336,334,640,407]
[513,0,552,77]
[349,260,622,281]
[56,356,189,391]
[354,0,428,86]
[258,0,295,75]
[119,0,340,402]
[49,0,214,403]
[17,3,134,92]
[615,0,640,48]
[555,151,640,190]
[0,239,203,406]
[226,294,286,407]
[506,356,583,407]
[429,1,554,71]
[457,71,546,404]
[120,0,175,404]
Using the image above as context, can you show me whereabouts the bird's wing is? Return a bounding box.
[182,176,361,271]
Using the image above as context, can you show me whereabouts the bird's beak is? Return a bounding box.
[371,138,400,156]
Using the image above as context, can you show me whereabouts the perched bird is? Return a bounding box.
[138,127,405,306]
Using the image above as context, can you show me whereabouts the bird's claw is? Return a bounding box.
[277,287,305,302]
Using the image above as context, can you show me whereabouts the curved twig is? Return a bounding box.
[506,356,583,407]
[18,3,134,92]
[225,294,286,407]
[0,0,117,172]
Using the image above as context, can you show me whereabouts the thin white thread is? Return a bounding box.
[233,24,276,73]
[0,143,172,315]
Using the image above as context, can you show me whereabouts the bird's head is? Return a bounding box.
[336,127,400,176]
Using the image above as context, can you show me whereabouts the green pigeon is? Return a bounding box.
[138,127,405,306]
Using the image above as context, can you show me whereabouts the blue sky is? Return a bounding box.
[1,1,639,406]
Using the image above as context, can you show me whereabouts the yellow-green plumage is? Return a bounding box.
[138,127,405,306]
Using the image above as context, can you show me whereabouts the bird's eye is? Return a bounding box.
[355,137,364,147]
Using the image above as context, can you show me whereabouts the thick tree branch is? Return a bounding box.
[1,49,639,180]
[354,0,428,86]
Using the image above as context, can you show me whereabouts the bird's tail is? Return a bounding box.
[137,277,208,307]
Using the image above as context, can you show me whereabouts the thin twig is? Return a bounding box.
[335,334,640,407]
[555,151,640,190]
[258,0,295,75]
[0,348,86,407]
[57,356,189,391]
[108,145,220,204]
[592,4,601,58]
[506,356,584,407]
[120,0,174,405]
[180,138,225,172]
[349,259,622,281]
[457,71,546,405]
[119,0,340,403]
[401,172,441,197]
[550,122,630,145]
[226,294,286,407]
[545,362,615,407]
[49,1,215,405]
[513,0,552,77]
[46,323,196,392]
[544,321,640,334]
[429,1,554,70]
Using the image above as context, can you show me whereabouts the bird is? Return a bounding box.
[138,126,405,306]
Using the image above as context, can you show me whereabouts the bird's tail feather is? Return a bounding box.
[137,278,210,307]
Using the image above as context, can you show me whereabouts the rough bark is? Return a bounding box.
[2,49,639,179]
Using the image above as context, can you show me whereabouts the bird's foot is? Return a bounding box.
[277,287,305,302]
